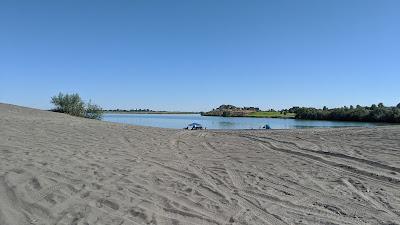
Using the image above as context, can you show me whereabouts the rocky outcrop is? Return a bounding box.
[201,105,260,117]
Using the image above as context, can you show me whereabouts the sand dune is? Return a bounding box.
[1,103,400,225]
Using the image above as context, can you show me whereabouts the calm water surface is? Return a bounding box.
[103,114,378,129]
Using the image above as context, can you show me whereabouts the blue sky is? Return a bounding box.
[0,0,399,111]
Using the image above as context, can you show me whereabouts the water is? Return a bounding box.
[103,113,379,129]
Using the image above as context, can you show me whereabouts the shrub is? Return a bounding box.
[51,93,103,120]
[51,93,85,117]
[85,101,103,120]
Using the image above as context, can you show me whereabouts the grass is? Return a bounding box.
[246,111,296,118]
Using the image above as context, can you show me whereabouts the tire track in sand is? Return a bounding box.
[188,132,288,225]
[342,178,400,220]
[255,135,400,174]
[243,135,400,186]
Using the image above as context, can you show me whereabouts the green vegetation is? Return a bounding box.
[202,105,295,118]
[203,103,400,123]
[247,111,296,118]
[105,109,155,113]
[292,103,400,123]
[85,101,104,120]
[202,105,296,118]
[51,93,103,120]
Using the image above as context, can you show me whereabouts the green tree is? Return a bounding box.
[85,101,103,120]
[51,93,103,120]
[293,102,399,123]
[51,93,85,117]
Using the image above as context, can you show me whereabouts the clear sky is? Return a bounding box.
[0,0,399,111]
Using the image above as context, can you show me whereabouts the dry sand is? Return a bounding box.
[1,103,400,225]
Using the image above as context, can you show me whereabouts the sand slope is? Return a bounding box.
[1,103,400,225]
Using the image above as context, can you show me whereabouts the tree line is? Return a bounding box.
[287,103,400,123]
[106,109,156,112]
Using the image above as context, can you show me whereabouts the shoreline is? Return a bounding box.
[103,111,199,115]
[106,112,396,126]
[1,103,400,224]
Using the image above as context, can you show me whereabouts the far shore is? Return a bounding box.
[103,110,199,115]
[103,110,296,118]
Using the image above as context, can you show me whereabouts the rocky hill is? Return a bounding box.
[201,104,260,117]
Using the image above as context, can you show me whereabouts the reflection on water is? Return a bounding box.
[103,114,379,130]
[217,121,236,127]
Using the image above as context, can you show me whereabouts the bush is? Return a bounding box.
[85,101,103,120]
[51,93,85,117]
[51,93,103,120]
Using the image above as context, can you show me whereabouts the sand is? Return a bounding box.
[1,103,400,225]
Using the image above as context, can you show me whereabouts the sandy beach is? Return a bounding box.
[1,103,400,225]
